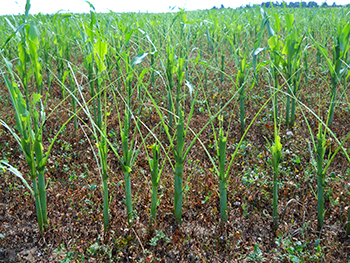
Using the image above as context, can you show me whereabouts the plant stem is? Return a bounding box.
[32,178,44,233]
[37,171,48,227]
[316,125,326,231]
[218,125,228,222]
[102,178,109,231]
[273,168,278,231]
[327,87,337,128]
[317,174,325,231]
[219,181,227,222]
[174,163,184,222]
[174,110,185,223]
[124,172,133,225]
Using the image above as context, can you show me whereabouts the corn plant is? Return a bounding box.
[41,28,53,94]
[263,8,281,121]
[69,70,78,131]
[313,122,350,232]
[143,141,170,225]
[207,115,231,223]
[165,42,176,131]
[200,87,276,223]
[111,50,150,225]
[278,13,305,127]
[217,117,228,222]
[79,3,111,230]
[70,48,148,229]
[52,13,67,97]
[81,9,97,122]
[149,144,160,223]
[15,1,32,108]
[234,49,251,135]
[0,1,49,231]
[0,85,82,235]
[101,18,155,226]
[0,0,70,234]
[251,13,267,89]
[266,124,282,231]
[272,133,282,231]
[315,124,326,231]
[312,21,350,128]
[297,98,350,232]
[93,33,110,231]
[0,74,48,233]
[220,52,225,83]
[0,39,76,234]
[144,54,211,222]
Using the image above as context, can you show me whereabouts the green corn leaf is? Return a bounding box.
[272,135,282,168]
[149,159,154,171]
[5,17,17,32]
[138,68,148,81]
[274,13,280,33]
[52,10,64,23]
[21,137,31,156]
[285,14,294,32]
[122,165,132,173]
[86,53,93,65]
[85,23,94,43]
[94,38,107,71]
[261,8,274,37]
[341,23,350,42]
[62,14,72,19]
[27,22,39,45]
[85,0,96,10]
[1,22,25,50]
[268,36,281,51]
[27,22,42,87]
[315,43,334,76]
[20,108,30,121]
[62,70,70,85]
[32,93,42,105]
[0,120,21,145]
[16,41,32,87]
[38,156,48,172]
[24,0,31,21]
[124,29,135,46]
[34,141,43,161]
[3,57,14,72]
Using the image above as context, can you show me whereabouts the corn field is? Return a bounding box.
[0,1,350,261]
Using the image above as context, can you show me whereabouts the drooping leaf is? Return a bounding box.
[24,0,31,21]
[253,47,265,56]
[85,0,96,11]
[0,160,34,196]
[131,53,148,68]
[185,80,194,98]
[1,22,25,50]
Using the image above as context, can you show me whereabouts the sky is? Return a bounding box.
[0,0,349,15]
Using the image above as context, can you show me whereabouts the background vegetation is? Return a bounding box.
[0,1,350,261]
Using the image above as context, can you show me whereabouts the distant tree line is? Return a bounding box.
[259,1,347,8]
[211,2,350,9]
